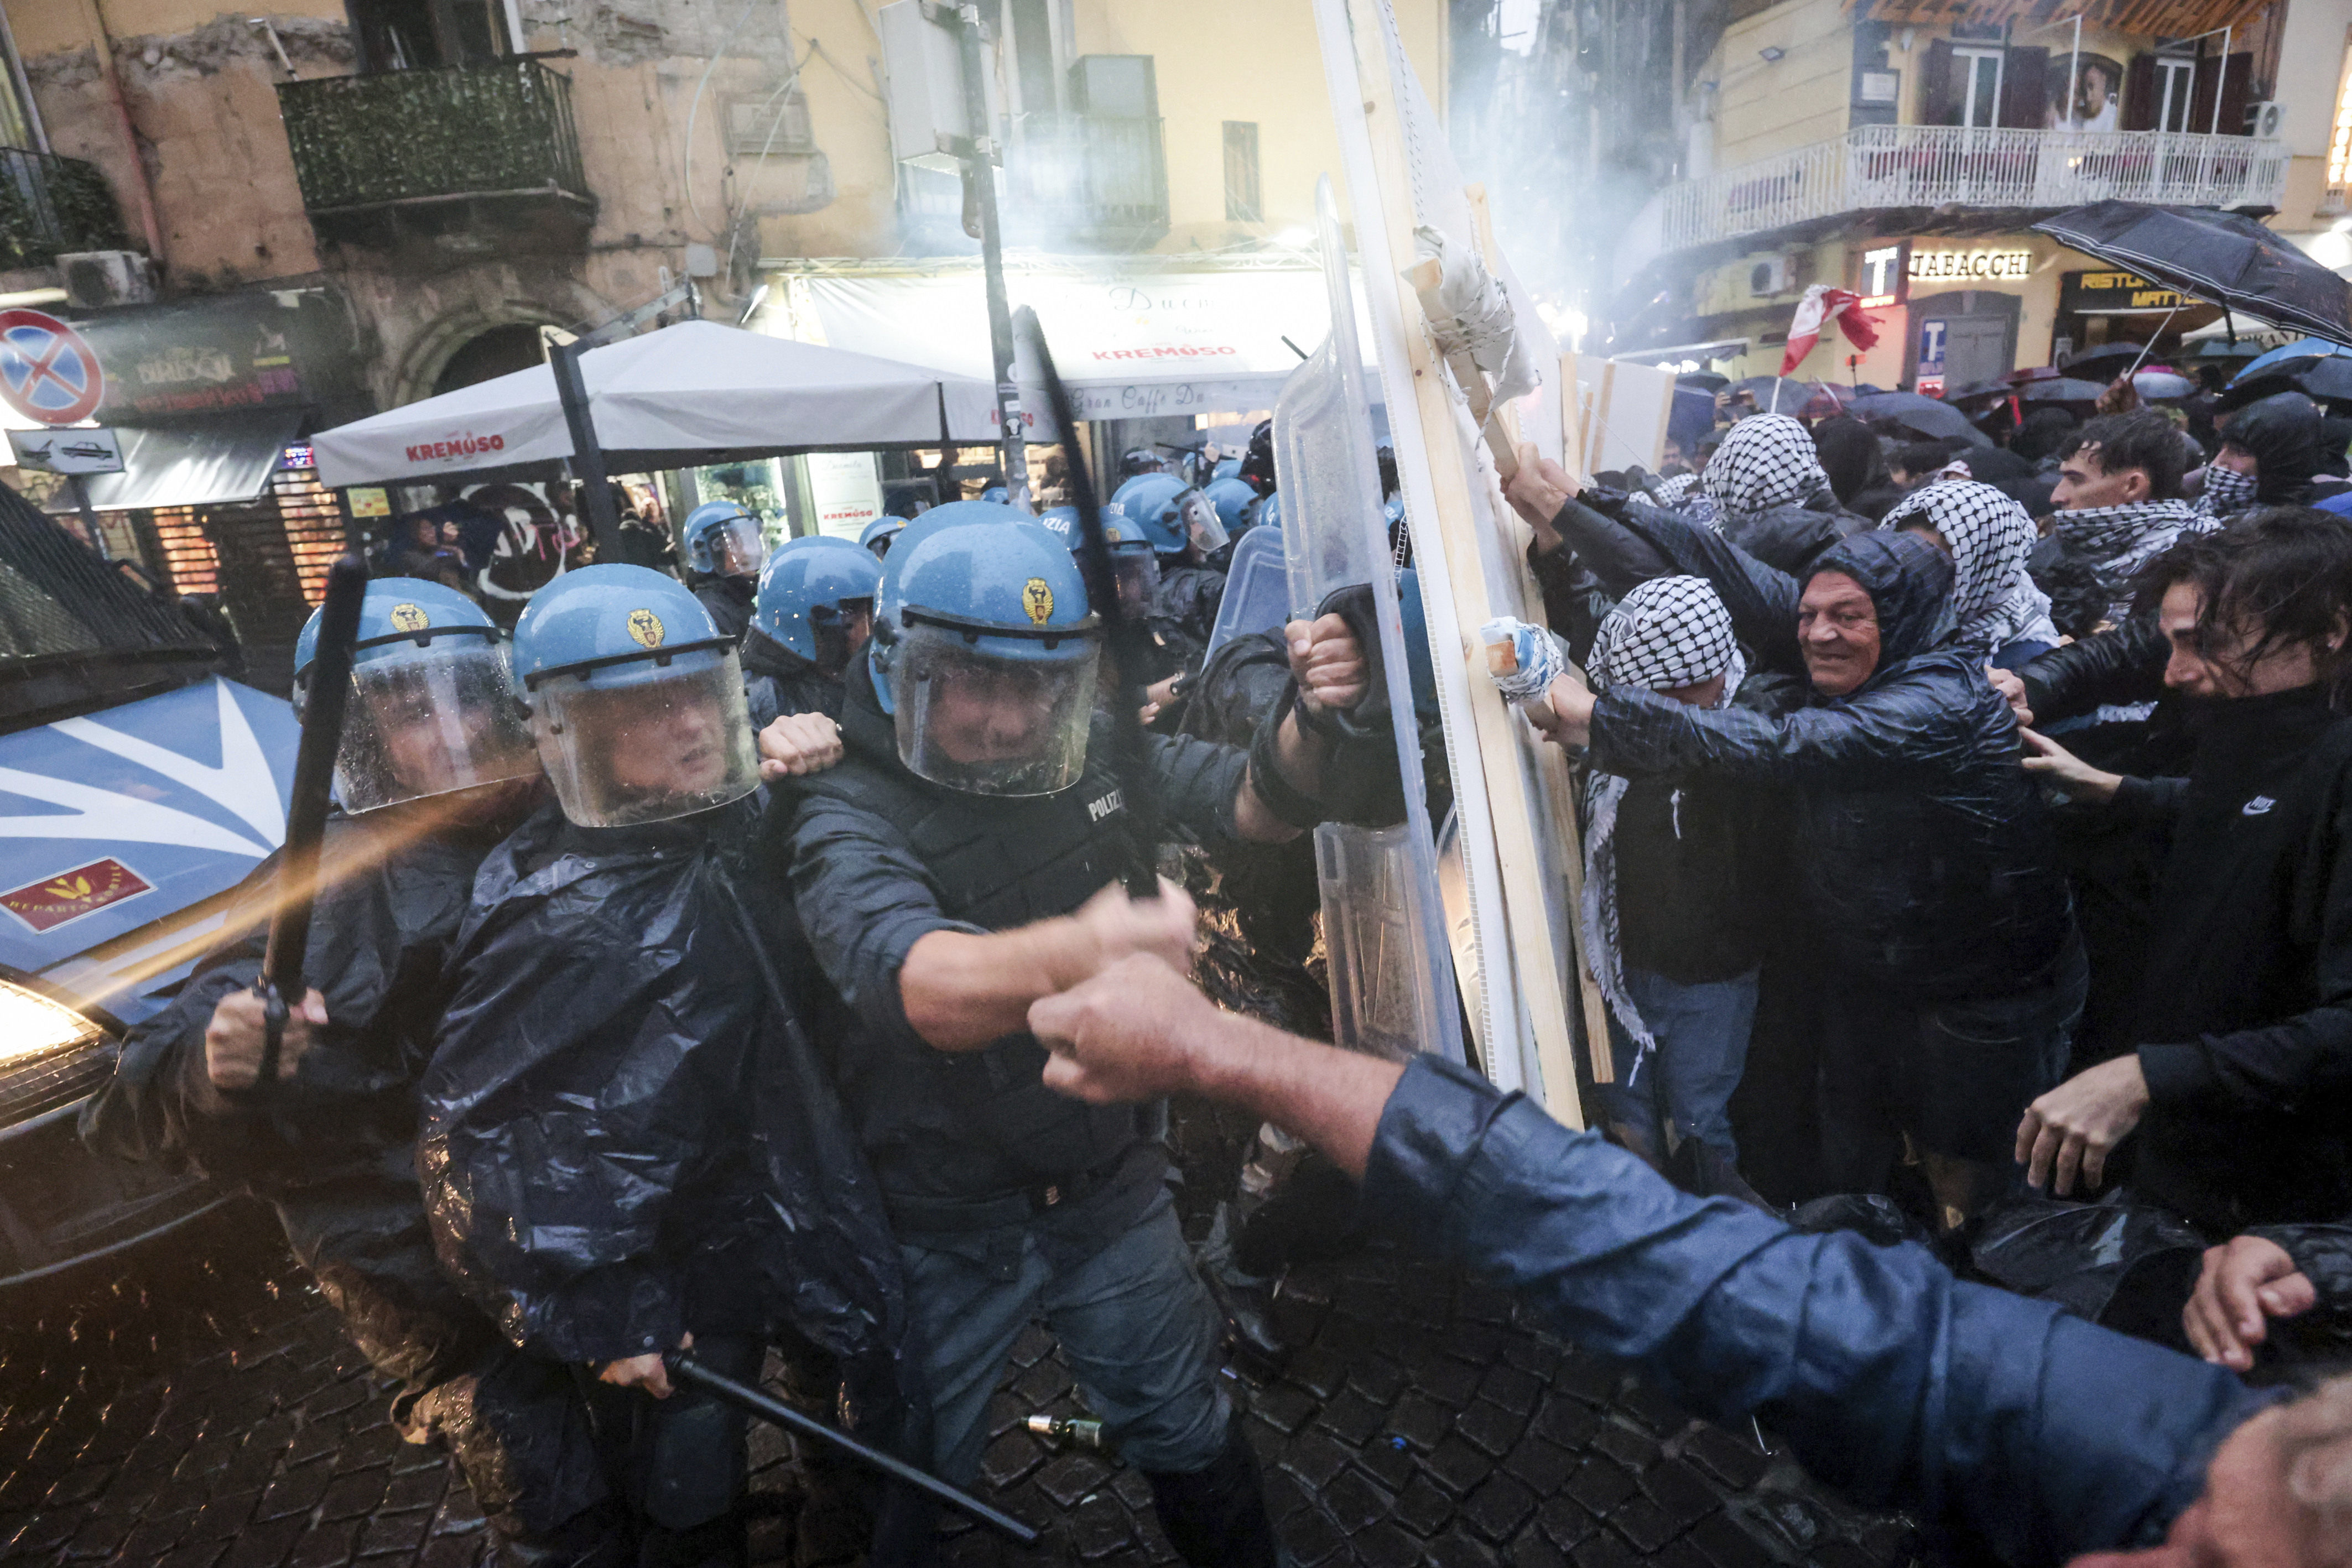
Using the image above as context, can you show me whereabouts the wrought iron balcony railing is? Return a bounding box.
[1656,124,2289,254]
[276,59,593,243]
[0,149,129,272]
[1003,112,1170,248]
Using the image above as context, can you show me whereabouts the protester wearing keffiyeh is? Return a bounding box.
[1581,579,1746,1069]
[1704,414,1828,524]
[2053,498,2210,626]
[1881,479,2062,660]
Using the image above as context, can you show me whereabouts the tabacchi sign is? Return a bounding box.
[1909,248,2033,283]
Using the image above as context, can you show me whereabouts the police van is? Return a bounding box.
[0,487,298,1286]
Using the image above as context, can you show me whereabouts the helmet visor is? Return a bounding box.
[1178,489,1229,555]
[811,598,873,675]
[1111,550,1161,619]
[706,516,768,578]
[531,655,760,826]
[335,644,540,814]
[894,622,1099,796]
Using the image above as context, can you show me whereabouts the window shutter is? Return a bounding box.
[1922,38,1959,126]
[2001,46,2048,129]
[2218,51,2254,136]
[2122,51,2158,132]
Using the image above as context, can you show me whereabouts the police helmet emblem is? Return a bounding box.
[388,602,430,632]
[1022,577,1054,626]
[627,609,665,648]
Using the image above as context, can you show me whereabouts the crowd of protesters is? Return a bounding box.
[74,361,2352,1568]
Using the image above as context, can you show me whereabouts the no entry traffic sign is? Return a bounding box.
[0,309,105,426]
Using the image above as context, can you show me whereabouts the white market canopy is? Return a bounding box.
[312,320,1002,488]
[791,264,1377,425]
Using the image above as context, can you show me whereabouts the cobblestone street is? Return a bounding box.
[0,1161,1916,1568]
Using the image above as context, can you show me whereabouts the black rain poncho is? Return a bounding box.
[84,811,507,1397]
[419,797,923,1446]
[1585,527,2077,1001]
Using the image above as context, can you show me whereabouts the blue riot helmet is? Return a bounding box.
[1213,457,1241,481]
[860,513,907,559]
[870,518,1101,796]
[1120,447,1164,478]
[681,500,768,580]
[1204,476,1257,538]
[754,536,883,674]
[1253,491,1283,535]
[1032,506,1158,617]
[512,564,761,826]
[1113,473,1228,559]
[980,485,1009,505]
[294,579,539,814]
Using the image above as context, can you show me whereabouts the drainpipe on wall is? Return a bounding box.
[74,0,166,267]
[0,3,50,152]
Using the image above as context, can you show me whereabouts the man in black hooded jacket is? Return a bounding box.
[2015,510,2352,1239]
[1506,453,2080,1229]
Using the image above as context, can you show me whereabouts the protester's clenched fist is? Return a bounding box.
[758,711,845,779]
[1503,446,1581,549]
[1288,614,1368,714]
[1070,877,1198,980]
[2183,1235,2317,1371]
[1034,954,1216,1104]
[205,986,326,1090]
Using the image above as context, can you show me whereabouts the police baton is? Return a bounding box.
[1014,306,1161,897]
[660,1351,1040,1545]
[252,552,370,1089]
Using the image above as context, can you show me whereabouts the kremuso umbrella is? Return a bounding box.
[2032,202,2352,345]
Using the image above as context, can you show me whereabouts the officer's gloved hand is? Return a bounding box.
[757,712,845,780]
[602,1330,691,1399]
[205,987,327,1090]
[1070,877,1198,981]
[1286,614,1368,715]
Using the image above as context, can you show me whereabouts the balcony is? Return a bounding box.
[1655,124,2289,256]
[0,149,129,273]
[276,59,594,250]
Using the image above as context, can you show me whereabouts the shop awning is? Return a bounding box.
[789,266,1375,425]
[312,321,1000,488]
[80,411,304,510]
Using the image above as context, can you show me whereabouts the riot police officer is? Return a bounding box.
[420,565,925,1567]
[1116,473,1231,674]
[1203,475,1258,545]
[679,501,769,641]
[80,581,597,1560]
[861,513,907,559]
[774,513,1383,1566]
[743,535,882,726]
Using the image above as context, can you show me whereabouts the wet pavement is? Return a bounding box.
[1,858,1916,1567]
[0,1158,1916,1568]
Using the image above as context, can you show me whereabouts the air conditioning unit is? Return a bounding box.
[2245,100,2286,139]
[57,249,155,309]
[1749,256,1792,296]
[876,0,1001,174]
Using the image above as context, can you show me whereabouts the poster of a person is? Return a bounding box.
[2048,55,2124,131]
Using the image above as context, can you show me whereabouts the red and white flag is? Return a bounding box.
[1781,285,1879,377]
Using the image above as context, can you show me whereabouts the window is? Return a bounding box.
[1224,121,1261,222]
[1955,46,2005,128]
[2155,55,2198,132]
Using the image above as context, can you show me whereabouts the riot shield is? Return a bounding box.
[1273,176,1461,1063]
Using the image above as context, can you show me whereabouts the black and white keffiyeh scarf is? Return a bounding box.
[2054,498,2210,623]
[1702,414,1825,527]
[1882,479,2059,655]
[2194,463,2259,519]
[1583,576,1745,1068]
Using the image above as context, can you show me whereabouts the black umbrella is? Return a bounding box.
[2059,342,2177,380]
[2016,377,2110,403]
[1849,391,1992,445]
[2032,202,2352,345]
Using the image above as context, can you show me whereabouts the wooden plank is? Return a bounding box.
[1341,0,1585,1123]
